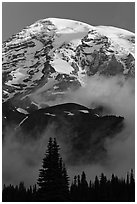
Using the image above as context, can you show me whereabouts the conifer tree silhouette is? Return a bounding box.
[129,169,135,201]
[80,171,88,201]
[99,173,107,201]
[92,175,99,201]
[37,137,69,201]
[2,169,135,202]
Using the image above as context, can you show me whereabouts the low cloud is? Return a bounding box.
[2,75,135,186]
[65,75,135,178]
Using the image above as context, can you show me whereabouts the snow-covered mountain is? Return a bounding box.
[2,18,135,110]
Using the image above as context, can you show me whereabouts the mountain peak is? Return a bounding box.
[2,18,135,108]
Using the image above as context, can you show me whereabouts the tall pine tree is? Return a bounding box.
[37,137,69,201]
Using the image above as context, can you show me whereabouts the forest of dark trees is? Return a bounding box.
[2,137,135,202]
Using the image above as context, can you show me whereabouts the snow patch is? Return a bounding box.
[51,57,74,74]
[6,69,25,86]
[48,18,93,32]
[64,111,74,116]
[31,101,41,109]
[95,114,99,117]
[79,110,89,114]
[19,116,28,126]
[17,108,28,114]
[44,113,56,117]
[53,32,88,47]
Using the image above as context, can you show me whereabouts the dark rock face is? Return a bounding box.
[21,105,124,165]
[2,102,124,165]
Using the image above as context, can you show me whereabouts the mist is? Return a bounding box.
[66,75,135,176]
[2,74,135,186]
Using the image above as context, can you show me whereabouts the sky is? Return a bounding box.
[2,2,135,42]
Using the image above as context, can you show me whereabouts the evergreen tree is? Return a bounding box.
[37,137,69,201]
[89,180,92,189]
[130,169,135,185]
[94,175,99,201]
[70,176,78,201]
[77,174,81,188]
[99,173,107,201]
[18,182,26,201]
[80,171,88,201]
[129,169,135,201]
[2,169,135,202]
[126,172,129,185]
[61,162,70,195]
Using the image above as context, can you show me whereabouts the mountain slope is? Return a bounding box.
[2,18,135,109]
[6,102,123,165]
